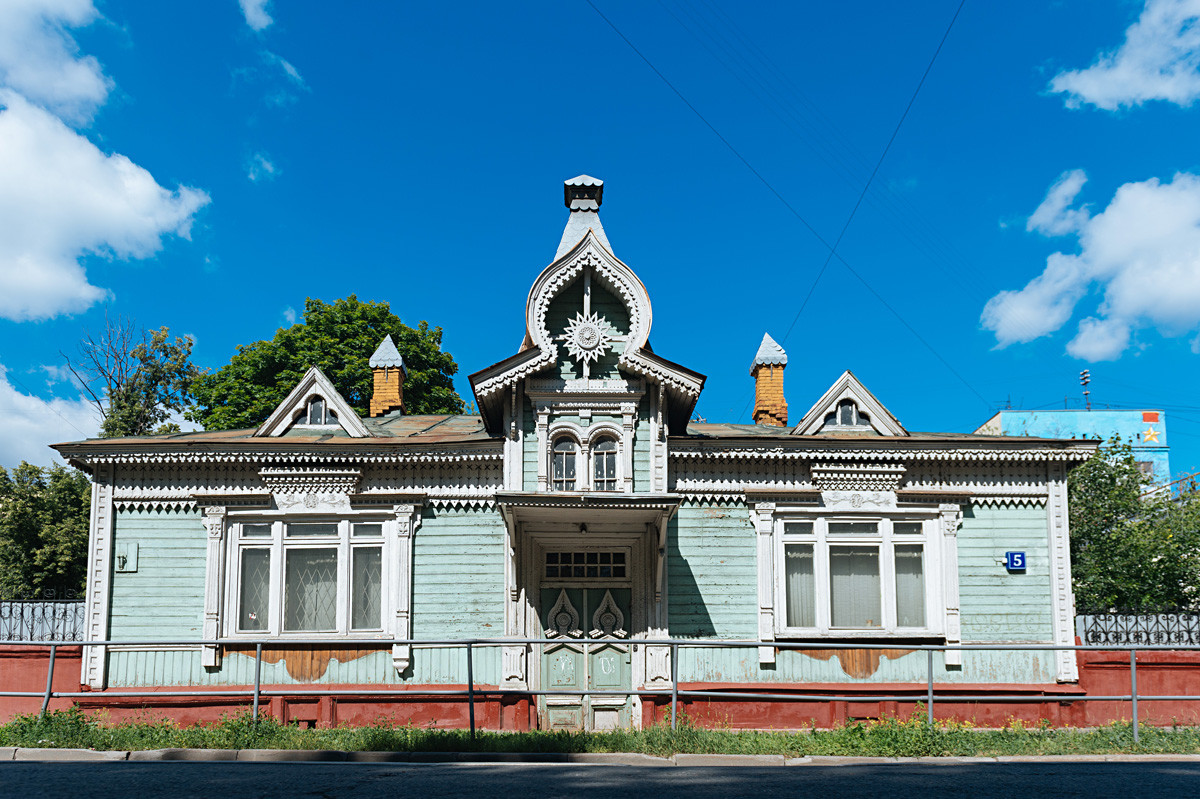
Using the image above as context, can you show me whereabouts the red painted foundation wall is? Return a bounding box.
[3,646,1199,729]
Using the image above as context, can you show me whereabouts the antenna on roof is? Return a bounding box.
[1080,369,1091,411]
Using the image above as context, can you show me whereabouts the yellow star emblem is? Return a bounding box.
[1143,427,1160,443]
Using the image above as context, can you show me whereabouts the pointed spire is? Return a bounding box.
[556,174,613,259]
[369,334,406,372]
[752,333,787,368]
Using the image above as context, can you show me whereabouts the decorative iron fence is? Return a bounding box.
[0,601,85,642]
[1076,612,1200,646]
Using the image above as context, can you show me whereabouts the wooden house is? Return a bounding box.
[53,176,1097,730]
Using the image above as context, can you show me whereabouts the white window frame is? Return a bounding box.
[772,511,944,639]
[222,515,394,640]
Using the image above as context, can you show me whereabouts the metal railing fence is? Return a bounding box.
[0,601,85,642]
[4,637,1199,744]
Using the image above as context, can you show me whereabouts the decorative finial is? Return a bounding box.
[564,175,603,210]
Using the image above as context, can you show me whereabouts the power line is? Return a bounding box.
[779,0,967,345]
[584,0,987,412]
[0,369,92,439]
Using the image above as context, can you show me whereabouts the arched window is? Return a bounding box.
[823,400,871,429]
[297,396,340,427]
[551,437,578,491]
[307,397,326,425]
[592,435,618,491]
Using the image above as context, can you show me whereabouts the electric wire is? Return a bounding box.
[583,0,987,412]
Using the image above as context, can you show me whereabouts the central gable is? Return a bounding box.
[470,177,704,435]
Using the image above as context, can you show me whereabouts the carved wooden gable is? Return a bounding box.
[793,370,908,437]
[255,366,372,438]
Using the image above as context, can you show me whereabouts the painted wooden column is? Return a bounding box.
[621,402,636,493]
[502,515,526,688]
[82,464,114,689]
[752,502,777,665]
[392,503,421,675]
[536,403,550,491]
[645,521,671,684]
[1047,464,1079,682]
[938,503,963,667]
[200,505,227,668]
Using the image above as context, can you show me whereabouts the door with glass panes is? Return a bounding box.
[539,548,632,731]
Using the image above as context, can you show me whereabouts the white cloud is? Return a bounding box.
[0,0,111,122]
[282,306,296,324]
[1050,0,1200,110]
[983,170,1200,361]
[0,91,210,321]
[0,363,98,468]
[239,0,273,31]
[264,51,304,86]
[247,151,277,182]
[1027,169,1090,236]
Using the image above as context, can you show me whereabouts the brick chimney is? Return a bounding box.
[751,333,787,427]
[369,334,406,416]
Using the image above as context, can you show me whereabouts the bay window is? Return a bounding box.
[227,518,388,637]
[776,516,939,636]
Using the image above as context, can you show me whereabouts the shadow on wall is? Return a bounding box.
[666,515,717,638]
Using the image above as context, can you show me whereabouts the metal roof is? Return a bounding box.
[368,334,406,370]
[752,333,787,368]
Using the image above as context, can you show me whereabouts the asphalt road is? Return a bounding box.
[1,762,1198,799]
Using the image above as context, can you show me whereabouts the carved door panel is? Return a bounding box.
[539,587,632,731]
[541,587,586,730]
[586,588,631,731]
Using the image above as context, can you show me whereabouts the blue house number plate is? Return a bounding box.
[1005,551,1026,572]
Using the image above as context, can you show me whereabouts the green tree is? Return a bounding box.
[188,296,464,430]
[65,314,199,438]
[0,463,91,598]
[1068,440,1200,611]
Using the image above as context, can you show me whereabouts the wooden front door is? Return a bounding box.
[539,584,633,731]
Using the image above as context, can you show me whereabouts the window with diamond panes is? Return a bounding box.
[232,518,388,635]
[545,551,626,579]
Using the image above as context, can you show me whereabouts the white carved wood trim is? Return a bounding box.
[391,503,422,674]
[501,514,526,687]
[938,503,963,667]
[82,465,114,689]
[751,502,777,665]
[1047,465,1079,682]
[792,370,908,437]
[201,505,227,668]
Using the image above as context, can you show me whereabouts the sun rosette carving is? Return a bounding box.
[589,589,628,639]
[560,311,612,367]
[544,588,582,638]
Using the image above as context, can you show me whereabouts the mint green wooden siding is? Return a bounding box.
[109,507,205,640]
[410,506,505,683]
[667,501,757,638]
[523,398,537,491]
[676,647,1056,684]
[108,646,501,687]
[959,503,1053,642]
[632,408,650,492]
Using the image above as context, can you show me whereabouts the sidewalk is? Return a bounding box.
[5,748,1200,764]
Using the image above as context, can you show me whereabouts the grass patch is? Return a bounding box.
[2,707,1199,757]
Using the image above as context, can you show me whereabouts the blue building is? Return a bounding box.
[976,409,1170,484]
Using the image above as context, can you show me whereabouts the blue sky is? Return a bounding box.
[3,0,1200,479]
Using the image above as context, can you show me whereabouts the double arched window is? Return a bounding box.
[549,432,621,492]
